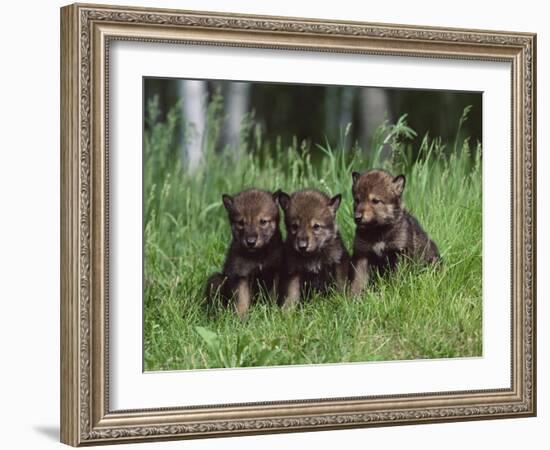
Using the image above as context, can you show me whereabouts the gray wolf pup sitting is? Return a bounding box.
[350,169,440,295]
[277,189,350,309]
[205,189,283,318]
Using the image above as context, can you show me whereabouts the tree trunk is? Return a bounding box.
[324,87,339,144]
[223,82,250,155]
[339,87,355,150]
[179,79,207,171]
[360,87,391,153]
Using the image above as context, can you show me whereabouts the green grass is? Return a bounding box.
[143,97,482,371]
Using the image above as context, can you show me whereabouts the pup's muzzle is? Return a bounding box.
[245,236,257,248]
[297,239,308,252]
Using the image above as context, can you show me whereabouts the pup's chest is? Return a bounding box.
[356,238,391,257]
[233,254,278,277]
[370,241,388,257]
[304,258,324,274]
[299,254,341,278]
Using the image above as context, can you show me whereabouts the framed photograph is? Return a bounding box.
[60,3,536,446]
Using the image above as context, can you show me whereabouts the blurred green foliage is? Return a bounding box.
[145,78,482,159]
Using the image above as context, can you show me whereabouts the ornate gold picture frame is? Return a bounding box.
[60,3,536,446]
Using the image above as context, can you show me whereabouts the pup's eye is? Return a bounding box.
[290,224,298,233]
[354,197,360,203]
[371,198,383,205]
[237,219,245,228]
[259,219,269,226]
[312,223,321,231]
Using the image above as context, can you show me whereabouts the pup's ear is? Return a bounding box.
[272,189,282,205]
[222,194,234,212]
[393,175,406,196]
[329,194,342,214]
[276,191,290,211]
[352,171,361,185]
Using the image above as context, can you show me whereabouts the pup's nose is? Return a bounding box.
[354,212,363,224]
[246,236,257,247]
[297,240,308,251]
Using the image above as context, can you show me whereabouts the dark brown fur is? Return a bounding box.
[350,169,440,294]
[205,189,283,318]
[277,189,350,309]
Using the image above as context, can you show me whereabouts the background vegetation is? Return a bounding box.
[143,82,482,371]
[145,78,482,156]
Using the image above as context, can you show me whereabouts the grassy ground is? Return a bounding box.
[143,98,482,371]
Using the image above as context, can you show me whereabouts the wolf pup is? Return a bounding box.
[277,189,350,309]
[350,169,440,295]
[205,189,283,319]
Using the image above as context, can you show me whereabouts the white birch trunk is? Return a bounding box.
[179,79,207,171]
[339,87,355,148]
[360,87,391,150]
[224,82,250,154]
